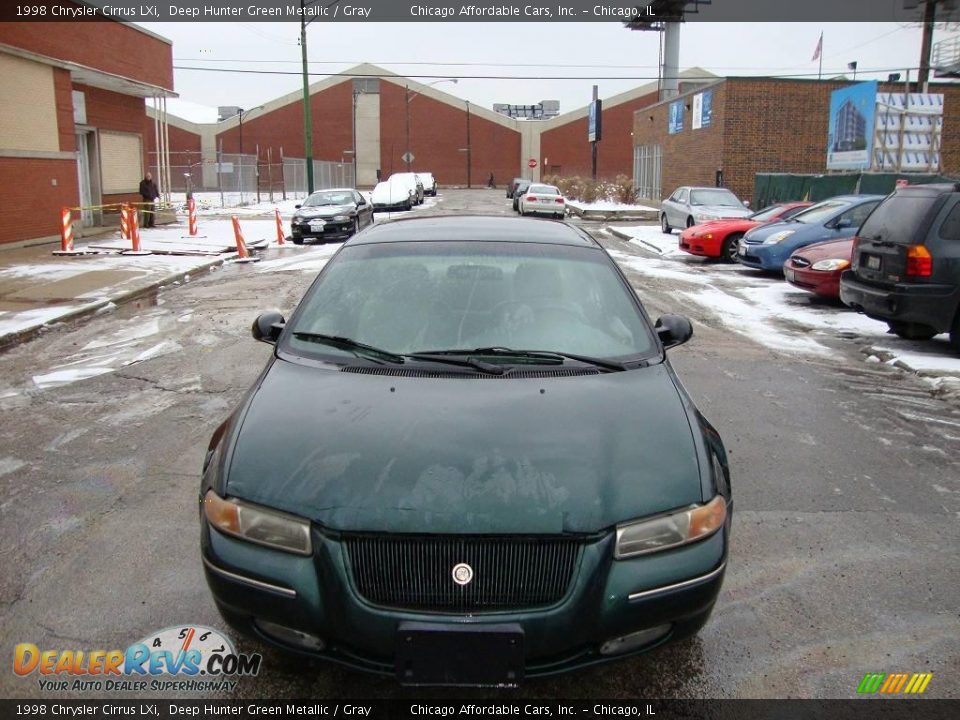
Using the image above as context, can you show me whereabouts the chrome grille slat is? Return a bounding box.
[344,535,581,612]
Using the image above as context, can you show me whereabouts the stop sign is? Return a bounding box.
[528,158,538,169]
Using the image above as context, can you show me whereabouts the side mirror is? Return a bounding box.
[835,218,853,230]
[357,197,367,205]
[252,311,286,344]
[655,314,693,349]
[294,204,302,209]
[743,200,751,208]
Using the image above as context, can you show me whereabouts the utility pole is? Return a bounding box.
[918,0,937,89]
[466,100,472,189]
[300,0,315,193]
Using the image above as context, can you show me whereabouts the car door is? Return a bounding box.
[830,200,881,238]
[663,188,681,226]
[672,188,690,227]
[354,191,372,226]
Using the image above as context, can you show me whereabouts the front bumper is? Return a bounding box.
[291,219,354,241]
[679,230,723,257]
[736,239,785,271]
[785,266,841,299]
[839,272,959,331]
[200,517,727,682]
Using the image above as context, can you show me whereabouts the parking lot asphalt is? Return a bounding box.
[0,189,957,699]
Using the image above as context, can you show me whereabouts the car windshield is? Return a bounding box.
[302,191,353,207]
[749,204,790,222]
[529,185,560,195]
[791,200,848,224]
[689,189,742,207]
[283,241,655,362]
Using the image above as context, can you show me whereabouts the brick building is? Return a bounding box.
[632,77,960,206]
[0,17,175,247]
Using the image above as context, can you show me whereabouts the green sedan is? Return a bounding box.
[199,215,732,686]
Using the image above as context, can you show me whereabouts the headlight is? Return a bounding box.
[811,258,850,271]
[614,495,727,559]
[333,215,349,222]
[763,230,796,245]
[203,490,312,556]
[695,213,718,222]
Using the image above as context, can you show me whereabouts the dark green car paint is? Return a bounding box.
[220,357,707,534]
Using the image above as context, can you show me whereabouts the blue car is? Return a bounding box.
[736,195,884,272]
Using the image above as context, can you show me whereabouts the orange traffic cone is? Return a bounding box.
[120,204,130,240]
[274,208,287,246]
[188,197,198,236]
[122,204,151,256]
[231,215,260,263]
[52,206,88,256]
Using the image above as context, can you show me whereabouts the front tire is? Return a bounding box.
[686,216,695,228]
[720,233,743,263]
[352,218,359,236]
[292,237,304,245]
[950,311,960,355]
[661,214,671,234]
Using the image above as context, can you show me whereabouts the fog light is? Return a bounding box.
[599,624,671,656]
[255,620,325,651]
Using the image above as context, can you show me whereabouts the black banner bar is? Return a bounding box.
[1,0,957,23]
[1,700,959,720]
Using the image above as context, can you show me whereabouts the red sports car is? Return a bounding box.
[784,238,854,299]
[679,202,813,262]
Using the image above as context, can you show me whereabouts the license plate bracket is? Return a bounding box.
[865,254,881,270]
[396,622,524,687]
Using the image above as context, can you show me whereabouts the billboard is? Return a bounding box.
[827,81,877,170]
[873,92,944,172]
[588,99,602,142]
[668,100,684,134]
[692,89,713,130]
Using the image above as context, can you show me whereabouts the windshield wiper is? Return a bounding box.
[412,347,629,372]
[404,353,506,375]
[291,333,405,364]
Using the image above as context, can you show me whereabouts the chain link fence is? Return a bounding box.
[152,152,355,208]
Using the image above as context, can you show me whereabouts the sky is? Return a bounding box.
[140,21,948,121]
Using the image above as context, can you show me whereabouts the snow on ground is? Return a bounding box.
[609,230,960,380]
[256,243,343,274]
[609,225,687,258]
[0,304,101,339]
[567,200,658,212]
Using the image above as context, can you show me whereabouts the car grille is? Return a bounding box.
[344,535,582,612]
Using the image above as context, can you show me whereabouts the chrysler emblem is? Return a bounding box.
[451,562,474,586]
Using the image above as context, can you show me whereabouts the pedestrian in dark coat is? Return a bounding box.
[139,172,160,228]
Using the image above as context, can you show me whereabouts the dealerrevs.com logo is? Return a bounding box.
[14,625,262,693]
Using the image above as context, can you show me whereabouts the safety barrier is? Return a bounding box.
[188,197,198,236]
[231,216,260,264]
[122,204,151,256]
[51,207,90,256]
[274,209,286,246]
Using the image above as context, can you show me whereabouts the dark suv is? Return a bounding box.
[840,183,960,351]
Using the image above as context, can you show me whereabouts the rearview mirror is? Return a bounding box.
[655,314,693,349]
[252,311,286,344]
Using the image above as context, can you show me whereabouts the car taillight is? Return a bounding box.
[906,245,932,277]
[555,198,564,204]
[526,196,536,201]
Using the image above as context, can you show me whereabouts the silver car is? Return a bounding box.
[661,186,752,234]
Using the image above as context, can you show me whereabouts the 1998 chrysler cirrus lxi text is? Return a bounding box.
[199,216,732,686]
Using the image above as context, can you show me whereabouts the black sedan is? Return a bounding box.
[200,216,731,686]
[290,189,374,244]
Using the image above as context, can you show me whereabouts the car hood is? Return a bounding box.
[294,204,353,219]
[694,205,753,219]
[225,359,703,534]
[792,238,854,262]
[686,218,759,235]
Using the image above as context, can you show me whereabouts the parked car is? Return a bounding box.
[200,216,731,686]
[391,172,425,204]
[290,188,374,244]
[661,187,752,233]
[784,238,854,299]
[518,183,566,219]
[417,172,438,196]
[372,176,417,211]
[841,183,960,347]
[512,180,531,211]
[736,195,883,272]
[679,202,813,263]
[507,177,525,199]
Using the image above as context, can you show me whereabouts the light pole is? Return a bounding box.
[299,0,327,194]
[465,100,472,189]
[404,78,457,172]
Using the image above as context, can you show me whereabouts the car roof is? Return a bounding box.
[816,194,884,203]
[347,215,598,247]
[310,188,355,193]
[893,182,960,196]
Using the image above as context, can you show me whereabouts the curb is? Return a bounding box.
[0,253,236,352]
[566,205,659,222]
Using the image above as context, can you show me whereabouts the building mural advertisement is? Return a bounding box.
[668,100,684,134]
[692,89,713,130]
[826,80,877,170]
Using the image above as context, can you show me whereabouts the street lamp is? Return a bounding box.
[299,0,329,194]
[404,78,458,172]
